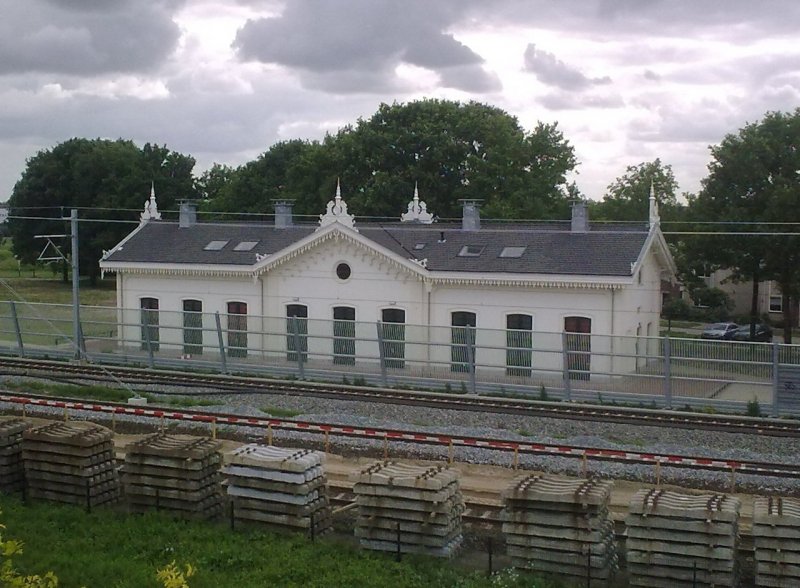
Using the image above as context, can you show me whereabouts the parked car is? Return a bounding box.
[731,323,773,342]
[700,322,739,340]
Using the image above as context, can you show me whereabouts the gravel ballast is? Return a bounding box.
[2,376,798,496]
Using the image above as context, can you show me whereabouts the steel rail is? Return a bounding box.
[0,356,796,437]
[2,392,799,481]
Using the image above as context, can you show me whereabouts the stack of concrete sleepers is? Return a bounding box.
[352,461,463,557]
[0,417,30,494]
[224,444,331,534]
[626,489,740,587]
[22,421,120,507]
[501,475,617,584]
[753,496,800,587]
[123,433,223,519]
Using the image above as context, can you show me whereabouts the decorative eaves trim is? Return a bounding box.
[101,263,630,290]
[430,274,629,289]
[99,263,252,279]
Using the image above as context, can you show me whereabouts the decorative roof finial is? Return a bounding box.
[648,180,660,229]
[318,178,357,231]
[401,182,434,223]
[140,181,161,223]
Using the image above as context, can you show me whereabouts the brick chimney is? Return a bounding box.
[273,199,294,228]
[179,201,197,228]
[459,199,482,231]
[571,201,588,233]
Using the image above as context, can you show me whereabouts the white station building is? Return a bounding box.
[99,184,677,380]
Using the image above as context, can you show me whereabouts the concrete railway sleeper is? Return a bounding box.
[0,414,791,587]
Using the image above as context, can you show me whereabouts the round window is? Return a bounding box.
[336,262,351,280]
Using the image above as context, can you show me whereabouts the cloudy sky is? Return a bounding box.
[1,0,799,204]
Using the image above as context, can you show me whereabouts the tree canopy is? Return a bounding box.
[591,159,681,222]
[8,138,196,284]
[690,109,800,339]
[203,99,578,220]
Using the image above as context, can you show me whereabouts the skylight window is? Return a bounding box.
[499,246,526,258]
[234,241,259,251]
[414,243,426,250]
[458,245,485,257]
[203,240,229,251]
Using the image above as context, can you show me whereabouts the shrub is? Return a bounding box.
[747,399,762,417]
[0,509,58,588]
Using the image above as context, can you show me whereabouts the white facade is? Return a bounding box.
[110,226,673,377]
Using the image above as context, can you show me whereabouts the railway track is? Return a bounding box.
[0,356,797,437]
[2,391,799,482]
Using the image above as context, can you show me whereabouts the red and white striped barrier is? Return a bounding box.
[2,393,795,479]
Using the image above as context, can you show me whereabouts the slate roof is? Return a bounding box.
[102,220,650,277]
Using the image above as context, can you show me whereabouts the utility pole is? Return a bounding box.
[34,209,82,360]
[71,209,82,360]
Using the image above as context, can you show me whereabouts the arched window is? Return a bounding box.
[380,308,406,369]
[182,299,203,355]
[227,301,248,358]
[506,314,532,377]
[333,306,356,365]
[564,316,591,380]
[451,311,476,373]
[286,304,308,362]
[140,297,159,352]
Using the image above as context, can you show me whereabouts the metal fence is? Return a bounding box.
[2,300,800,416]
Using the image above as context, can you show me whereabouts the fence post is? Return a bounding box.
[142,317,155,369]
[291,316,305,380]
[9,301,24,357]
[466,325,477,394]
[215,311,228,374]
[663,336,672,409]
[562,332,572,402]
[772,342,780,418]
[78,321,86,359]
[376,321,388,387]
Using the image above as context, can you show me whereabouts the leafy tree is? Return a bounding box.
[591,159,681,222]
[329,100,577,219]
[195,163,235,203]
[206,99,577,221]
[203,140,326,218]
[8,139,197,284]
[691,109,800,341]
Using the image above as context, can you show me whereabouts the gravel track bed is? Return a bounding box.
[3,376,799,496]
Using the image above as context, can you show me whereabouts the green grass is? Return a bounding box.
[155,396,224,408]
[0,240,117,306]
[4,380,132,402]
[0,496,560,588]
[0,277,117,306]
[260,405,303,418]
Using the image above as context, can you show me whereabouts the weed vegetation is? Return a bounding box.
[260,405,302,418]
[4,380,132,403]
[0,495,560,588]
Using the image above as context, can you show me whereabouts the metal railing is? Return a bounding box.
[0,301,798,416]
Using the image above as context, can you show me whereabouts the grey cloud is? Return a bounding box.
[0,0,181,76]
[477,0,800,39]
[539,91,624,111]
[438,65,501,93]
[524,44,611,91]
[643,70,660,81]
[233,0,491,94]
